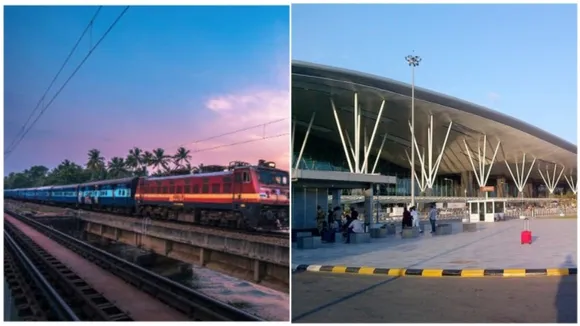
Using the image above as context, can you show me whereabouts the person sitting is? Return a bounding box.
[346,217,364,244]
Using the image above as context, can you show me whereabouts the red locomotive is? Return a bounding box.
[135,160,289,231]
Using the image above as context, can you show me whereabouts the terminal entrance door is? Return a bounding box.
[479,202,485,221]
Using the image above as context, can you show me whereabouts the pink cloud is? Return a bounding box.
[190,88,290,170]
[7,87,290,174]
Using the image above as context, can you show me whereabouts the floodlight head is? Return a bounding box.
[405,54,422,67]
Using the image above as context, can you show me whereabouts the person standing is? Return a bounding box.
[402,206,413,229]
[428,204,438,234]
[410,206,423,233]
[316,205,326,236]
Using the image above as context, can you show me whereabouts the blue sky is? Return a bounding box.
[292,4,577,144]
[4,5,290,174]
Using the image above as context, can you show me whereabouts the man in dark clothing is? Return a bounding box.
[350,207,359,220]
[402,206,413,228]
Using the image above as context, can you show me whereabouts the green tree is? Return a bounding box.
[150,148,171,172]
[86,149,106,180]
[107,157,129,179]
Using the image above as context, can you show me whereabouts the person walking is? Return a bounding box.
[410,206,423,233]
[428,204,438,234]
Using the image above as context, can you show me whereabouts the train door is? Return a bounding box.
[137,178,145,204]
[232,169,246,208]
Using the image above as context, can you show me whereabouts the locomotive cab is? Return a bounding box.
[229,160,289,231]
[254,160,289,231]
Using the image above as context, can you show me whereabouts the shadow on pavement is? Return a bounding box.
[556,254,577,323]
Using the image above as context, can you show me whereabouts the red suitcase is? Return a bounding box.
[521,218,532,244]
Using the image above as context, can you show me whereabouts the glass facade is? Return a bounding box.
[293,132,569,197]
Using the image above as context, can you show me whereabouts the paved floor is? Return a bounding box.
[292,272,577,323]
[292,219,577,269]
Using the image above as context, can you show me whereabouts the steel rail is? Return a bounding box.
[4,230,80,321]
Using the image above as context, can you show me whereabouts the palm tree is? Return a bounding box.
[128,147,144,170]
[125,154,138,172]
[150,148,170,172]
[142,150,153,167]
[86,149,105,180]
[107,157,128,178]
[173,147,192,169]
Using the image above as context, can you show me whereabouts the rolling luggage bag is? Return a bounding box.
[520,218,532,245]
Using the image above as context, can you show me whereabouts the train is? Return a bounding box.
[4,160,289,231]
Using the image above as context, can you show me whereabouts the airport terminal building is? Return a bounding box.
[291,61,577,231]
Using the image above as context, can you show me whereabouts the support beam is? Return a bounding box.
[354,93,360,173]
[331,95,387,174]
[405,149,427,193]
[363,126,368,173]
[538,163,565,194]
[463,135,501,188]
[503,152,536,193]
[361,100,386,173]
[563,173,578,195]
[371,133,388,174]
[330,99,354,172]
[294,112,315,171]
[408,115,452,189]
[344,129,356,160]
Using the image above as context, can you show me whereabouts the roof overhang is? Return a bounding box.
[292,60,577,183]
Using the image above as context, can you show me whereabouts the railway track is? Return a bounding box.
[9,200,289,240]
[5,222,132,321]
[4,209,263,321]
[4,229,80,321]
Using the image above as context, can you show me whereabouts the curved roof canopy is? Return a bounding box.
[292,60,577,182]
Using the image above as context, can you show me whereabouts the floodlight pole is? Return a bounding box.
[406,53,421,206]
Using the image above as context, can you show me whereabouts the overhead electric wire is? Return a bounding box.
[169,118,287,150]
[5,6,130,159]
[5,6,103,155]
[192,132,289,153]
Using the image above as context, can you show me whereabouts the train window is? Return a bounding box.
[202,184,209,193]
[184,185,191,193]
[212,184,221,193]
[242,171,250,183]
[176,186,182,193]
[193,184,200,193]
[223,177,232,183]
[223,183,232,193]
[163,186,168,194]
[169,186,175,193]
[234,173,241,182]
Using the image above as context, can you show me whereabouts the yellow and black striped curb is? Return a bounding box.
[293,265,577,277]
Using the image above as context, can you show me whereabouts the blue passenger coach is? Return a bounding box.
[35,186,53,202]
[78,177,139,210]
[51,184,80,205]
